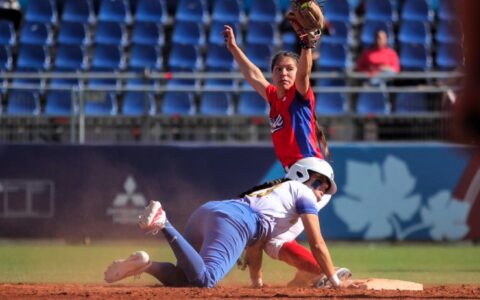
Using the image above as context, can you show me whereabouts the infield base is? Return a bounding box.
[352,278,423,291]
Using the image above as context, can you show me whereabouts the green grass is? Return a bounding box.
[0,240,479,285]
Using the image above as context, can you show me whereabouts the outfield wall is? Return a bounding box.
[0,143,478,241]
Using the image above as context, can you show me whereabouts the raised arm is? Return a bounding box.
[295,48,313,97]
[223,25,270,100]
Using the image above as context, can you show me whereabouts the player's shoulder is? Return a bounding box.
[283,180,313,194]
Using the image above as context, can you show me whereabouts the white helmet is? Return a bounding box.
[286,157,337,195]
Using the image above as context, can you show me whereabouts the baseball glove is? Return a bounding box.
[288,0,326,49]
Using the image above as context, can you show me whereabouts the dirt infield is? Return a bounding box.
[1,283,479,299]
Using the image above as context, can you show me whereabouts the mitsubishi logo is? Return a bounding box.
[113,176,146,207]
[107,176,147,224]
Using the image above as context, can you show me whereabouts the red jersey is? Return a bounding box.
[266,84,323,168]
[356,46,400,74]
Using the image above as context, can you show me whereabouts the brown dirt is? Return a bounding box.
[1,283,480,299]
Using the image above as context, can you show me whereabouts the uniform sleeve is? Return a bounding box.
[265,84,276,105]
[294,185,318,215]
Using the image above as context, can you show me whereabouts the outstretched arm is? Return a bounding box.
[295,48,313,97]
[245,239,266,287]
[223,25,270,100]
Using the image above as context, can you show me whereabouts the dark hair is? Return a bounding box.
[238,178,290,198]
[271,51,300,72]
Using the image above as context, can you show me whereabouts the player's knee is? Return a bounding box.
[264,240,285,259]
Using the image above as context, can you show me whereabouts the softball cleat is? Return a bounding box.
[314,267,352,288]
[138,200,167,234]
[104,251,152,283]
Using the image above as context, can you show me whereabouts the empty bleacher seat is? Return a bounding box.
[62,0,96,23]
[135,0,169,24]
[211,0,244,23]
[246,21,279,45]
[91,44,126,70]
[435,20,462,44]
[57,21,92,46]
[98,0,132,24]
[128,44,163,70]
[205,43,235,70]
[168,43,203,70]
[19,22,54,45]
[84,91,118,115]
[324,0,355,23]
[0,20,16,46]
[398,21,431,47]
[161,91,195,115]
[317,43,350,71]
[361,20,394,47]
[203,68,237,88]
[171,21,206,47]
[395,92,428,113]
[282,32,297,52]
[16,44,51,70]
[0,45,12,70]
[199,91,234,115]
[94,21,128,46]
[438,0,458,21]
[399,43,432,71]
[401,0,433,22]
[24,0,58,24]
[209,21,242,45]
[122,91,156,116]
[364,0,397,22]
[315,93,348,115]
[436,42,463,70]
[131,21,164,45]
[45,90,76,115]
[248,0,281,23]
[244,43,273,71]
[322,20,353,46]
[237,91,268,116]
[175,0,209,23]
[7,90,41,115]
[54,44,88,70]
[356,92,390,115]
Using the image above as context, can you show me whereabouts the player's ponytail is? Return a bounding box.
[238,178,290,198]
[314,112,332,162]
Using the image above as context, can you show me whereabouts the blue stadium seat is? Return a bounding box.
[317,43,350,71]
[315,93,348,115]
[94,21,128,46]
[399,43,432,71]
[364,0,397,22]
[168,43,203,70]
[171,21,206,47]
[398,21,431,47]
[199,91,234,115]
[175,0,208,23]
[237,91,268,116]
[205,43,235,70]
[57,21,92,46]
[128,44,163,71]
[245,43,273,71]
[45,90,76,116]
[54,44,88,70]
[62,0,96,23]
[203,67,237,88]
[322,20,353,45]
[162,91,196,115]
[324,0,355,23]
[122,91,156,116]
[0,45,12,71]
[395,92,428,113]
[7,90,41,115]
[282,32,297,52]
[211,0,244,23]
[356,92,390,115]
[84,91,118,115]
[131,21,164,45]
[208,20,242,46]
[0,20,16,46]
[438,0,457,21]
[361,20,394,47]
[248,0,281,23]
[24,0,58,24]
[435,20,462,44]
[16,44,51,70]
[246,21,279,45]
[91,44,125,70]
[135,0,168,24]
[19,22,54,45]
[401,0,433,22]
[436,42,463,70]
[98,0,132,24]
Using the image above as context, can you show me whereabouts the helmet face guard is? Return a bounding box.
[286,157,337,195]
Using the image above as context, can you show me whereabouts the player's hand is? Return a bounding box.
[250,277,264,288]
[223,25,237,51]
[339,279,367,289]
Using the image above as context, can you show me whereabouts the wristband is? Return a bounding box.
[329,274,341,287]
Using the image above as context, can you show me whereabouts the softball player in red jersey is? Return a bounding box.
[224,24,336,286]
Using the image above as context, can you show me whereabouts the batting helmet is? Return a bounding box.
[286,157,337,195]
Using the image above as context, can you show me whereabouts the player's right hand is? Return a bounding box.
[223,25,237,51]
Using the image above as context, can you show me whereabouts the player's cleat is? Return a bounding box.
[138,200,167,235]
[314,267,352,288]
[104,251,152,283]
